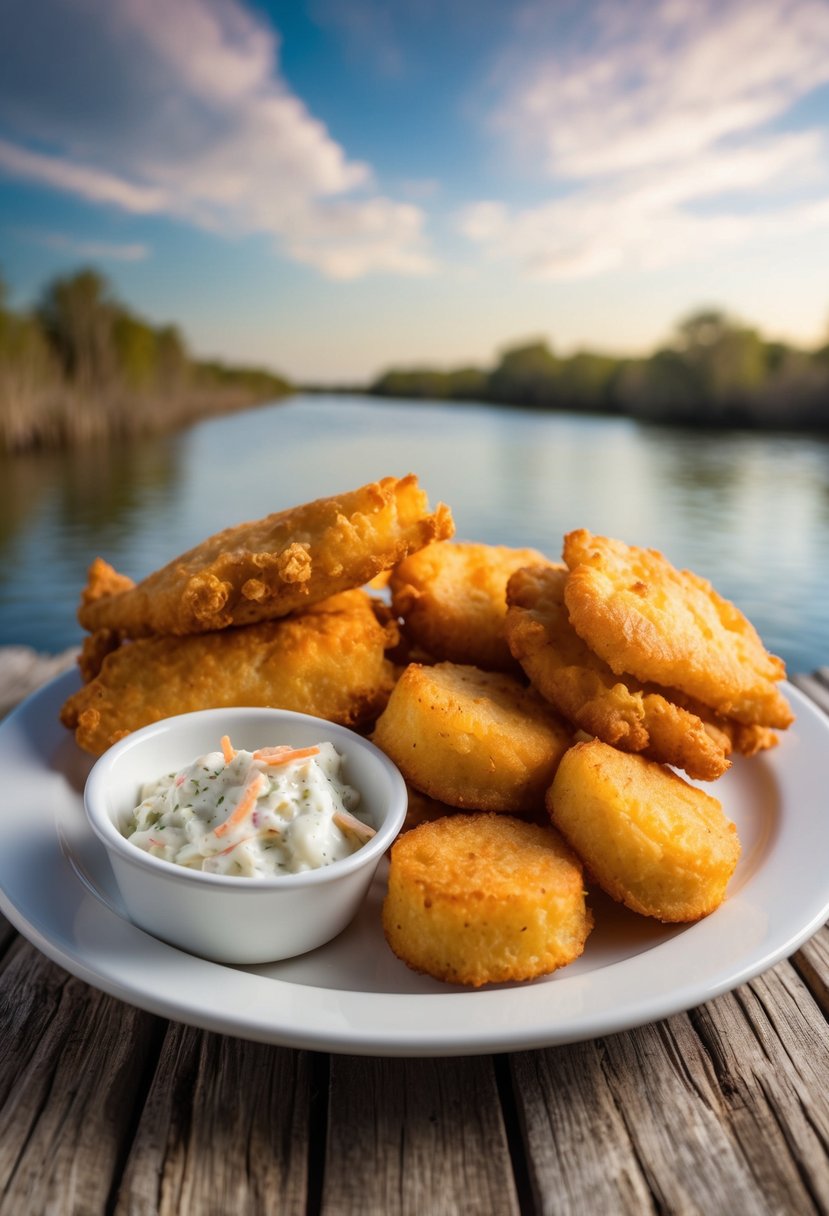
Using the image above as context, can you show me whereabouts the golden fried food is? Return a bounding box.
[61,591,398,755]
[77,475,454,639]
[383,814,593,986]
[390,541,551,671]
[401,785,455,833]
[80,556,136,605]
[372,662,573,814]
[77,628,124,683]
[548,740,741,922]
[562,530,793,729]
[505,564,732,780]
[720,720,778,757]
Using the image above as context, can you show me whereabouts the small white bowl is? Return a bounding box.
[84,707,407,964]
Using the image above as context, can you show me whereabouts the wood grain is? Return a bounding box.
[114,1024,311,1216]
[690,964,829,1212]
[323,1056,521,1215]
[794,924,829,1018]
[0,937,160,1216]
[509,1040,656,1215]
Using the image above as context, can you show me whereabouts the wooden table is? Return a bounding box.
[1,651,827,1216]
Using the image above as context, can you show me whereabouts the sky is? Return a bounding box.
[2,0,829,382]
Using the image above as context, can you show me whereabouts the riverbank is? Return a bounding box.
[368,311,829,432]
[0,379,295,452]
[0,267,294,452]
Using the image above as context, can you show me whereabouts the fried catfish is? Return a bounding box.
[78,475,454,638]
[61,591,399,755]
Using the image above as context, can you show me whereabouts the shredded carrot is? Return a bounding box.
[220,735,236,764]
[216,835,253,857]
[214,773,266,838]
[332,809,376,842]
[253,745,320,767]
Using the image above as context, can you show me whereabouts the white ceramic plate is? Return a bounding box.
[1,672,827,1057]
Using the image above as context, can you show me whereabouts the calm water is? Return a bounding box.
[1,394,828,672]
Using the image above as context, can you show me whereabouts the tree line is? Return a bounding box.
[0,269,292,451]
[370,311,829,430]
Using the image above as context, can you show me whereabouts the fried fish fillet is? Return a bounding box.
[77,475,454,638]
[61,591,398,755]
[77,627,125,683]
[563,530,793,729]
[390,541,551,671]
[504,564,735,781]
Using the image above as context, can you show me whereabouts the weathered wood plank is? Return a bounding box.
[323,1056,521,1216]
[512,1011,776,1216]
[0,937,161,1216]
[794,924,829,1018]
[509,1040,656,1215]
[690,961,829,1213]
[0,914,16,956]
[114,1022,311,1216]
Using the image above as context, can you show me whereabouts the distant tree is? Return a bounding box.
[675,309,766,412]
[618,348,704,420]
[155,325,189,394]
[37,268,117,388]
[488,340,560,406]
[555,351,622,411]
[445,366,488,401]
[621,310,768,423]
[0,274,8,348]
[113,311,158,391]
[0,270,55,379]
[371,368,453,399]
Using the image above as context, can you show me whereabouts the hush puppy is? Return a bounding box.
[390,541,551,671]
[383,814,593,986]
[372,662,573,814]
[547,740,741,922]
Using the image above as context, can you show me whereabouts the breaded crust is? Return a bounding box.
[562,530,793,729]
[78,475,454,638]
[77,628,125,683]
[547,740,742,922]
[61,591,398,755]
[390,541,551,671]
[383,814,593,986]
[372,662,573,814]
[505,564,732,780]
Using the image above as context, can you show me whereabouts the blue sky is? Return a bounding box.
[2,0,829,381]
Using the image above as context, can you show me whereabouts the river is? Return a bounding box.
[1,394,827,673]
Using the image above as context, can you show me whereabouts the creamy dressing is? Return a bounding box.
[123,741,373,878]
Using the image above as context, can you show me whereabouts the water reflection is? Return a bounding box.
[0,435,182,646]
[0,436,181,554]
[1,395,827,671]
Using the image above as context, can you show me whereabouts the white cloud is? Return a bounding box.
[24,230,150,262]
[0,0,434,279]
[461,0,829,279]
[0,139,168,214]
